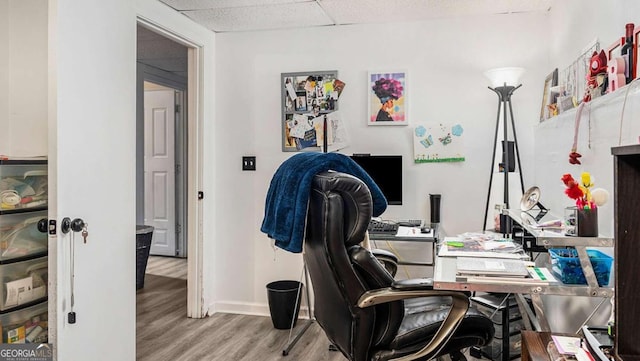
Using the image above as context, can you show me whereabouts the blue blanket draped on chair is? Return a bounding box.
[261,152,387,253]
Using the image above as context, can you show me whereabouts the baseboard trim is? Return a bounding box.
[211,301,310,319]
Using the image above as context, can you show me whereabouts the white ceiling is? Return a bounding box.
[157,0,552,33]
[140,0,552,79]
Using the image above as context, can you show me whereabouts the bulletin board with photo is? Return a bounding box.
[281,70,344,152]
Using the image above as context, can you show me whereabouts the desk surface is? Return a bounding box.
[368,223,439,242]
[368,223,438,267]
[433,247,613,332]
[433,252,613,297]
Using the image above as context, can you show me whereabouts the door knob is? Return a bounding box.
[70,218,86,232]
[37,218,48,233]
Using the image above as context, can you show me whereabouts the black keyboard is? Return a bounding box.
[368,220,399,234]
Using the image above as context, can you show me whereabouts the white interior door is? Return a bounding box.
[144,89,176,256]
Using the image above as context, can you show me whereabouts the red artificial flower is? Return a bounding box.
[561,173,584,200]
[561,173,576,186]
[565,184,584,200]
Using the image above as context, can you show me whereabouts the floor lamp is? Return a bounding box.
[482,67,526,233]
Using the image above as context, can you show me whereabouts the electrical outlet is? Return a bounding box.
[242,156,256,171]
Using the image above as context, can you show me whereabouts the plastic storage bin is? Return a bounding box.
[0,160,48,212]
[549,248,613,286]
[0,301,48,343]
[0,211,48,261]
[0,256,47,311]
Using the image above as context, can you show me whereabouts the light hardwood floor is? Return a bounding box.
[137,256,345,361]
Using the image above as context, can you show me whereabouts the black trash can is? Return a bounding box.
[266,280,303,329]
[136,225,154,289]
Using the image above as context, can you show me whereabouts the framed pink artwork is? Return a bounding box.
[607,37,625,62]
[368,71,407,126]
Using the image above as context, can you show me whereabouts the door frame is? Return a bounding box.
[137,18,204,318]
[174,89,187,258]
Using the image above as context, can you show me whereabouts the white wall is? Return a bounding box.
[214,0,640,329]
[0,0,48,156]
[534,0,640,332]
[213,13,553,314]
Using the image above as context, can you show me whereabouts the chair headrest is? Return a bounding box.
[311,171,373,247]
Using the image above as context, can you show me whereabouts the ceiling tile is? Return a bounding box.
[182,2,334,32]
[156,0,551,33]
[159,0,310,11]
[319,0,551,25]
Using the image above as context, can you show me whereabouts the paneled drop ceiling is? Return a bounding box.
[157,0,552,33]
[141,0,551,78]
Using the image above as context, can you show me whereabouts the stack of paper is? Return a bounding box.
[456,257,530,277]
[439,237,528,259]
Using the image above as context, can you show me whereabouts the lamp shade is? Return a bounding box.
[484,67,525,87]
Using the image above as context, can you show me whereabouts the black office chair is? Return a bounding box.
[370,248,398,277]
[304,171,494,361]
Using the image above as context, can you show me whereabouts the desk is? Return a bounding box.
[433,250,613,331]
[369,223,438,267]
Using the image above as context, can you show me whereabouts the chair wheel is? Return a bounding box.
[328,344,339,352]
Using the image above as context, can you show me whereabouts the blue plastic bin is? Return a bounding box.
[549,248,613,286]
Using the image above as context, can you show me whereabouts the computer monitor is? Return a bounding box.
[350,154,403,205]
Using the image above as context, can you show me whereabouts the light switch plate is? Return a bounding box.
[242,156,256,171]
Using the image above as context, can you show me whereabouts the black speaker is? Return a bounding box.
[429,194,441,224]
[501,140,515,172]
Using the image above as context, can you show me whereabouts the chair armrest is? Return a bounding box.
[391,278,433,290]
[370,248,398,263]
[357,286,469,361]
[371,249,399,277]
[357,285,467,308]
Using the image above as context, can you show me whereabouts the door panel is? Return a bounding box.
[50,1,137,358]
[144,89,176,256]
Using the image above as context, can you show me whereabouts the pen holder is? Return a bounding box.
[577,207,598,237]
[564,207,577,236]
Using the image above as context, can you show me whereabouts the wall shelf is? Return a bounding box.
[539,80,640,126]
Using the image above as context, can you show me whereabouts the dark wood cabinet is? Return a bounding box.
[612,145,640,361]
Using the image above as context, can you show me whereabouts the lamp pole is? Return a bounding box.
[483,83,525,233]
